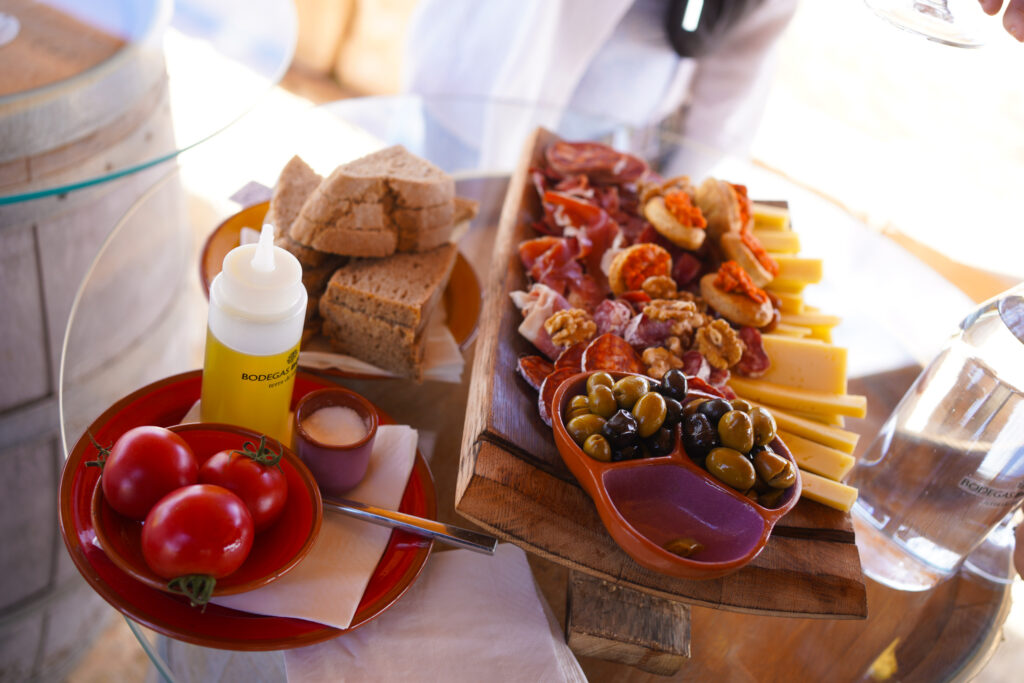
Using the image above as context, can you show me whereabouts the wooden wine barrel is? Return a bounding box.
[0,2,183,681]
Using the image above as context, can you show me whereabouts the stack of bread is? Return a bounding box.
[268,146,477,380]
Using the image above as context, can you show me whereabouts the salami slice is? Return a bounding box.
[582,333,646,374]
[517,355,554,391]
[735,326,771,377]
[593,299,633,336]
[688,376,727,399]
[680,350,711,381]
[555,342,587,372]
[623,314,672,352]
[538,367,579,427]
[545,141,648,184]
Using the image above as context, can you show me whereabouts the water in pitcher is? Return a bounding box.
[851,288,1024,590]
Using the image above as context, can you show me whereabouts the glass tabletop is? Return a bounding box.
[58,94,1005,681]
[0,0,294,204]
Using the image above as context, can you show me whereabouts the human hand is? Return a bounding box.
[979,0,1024,41]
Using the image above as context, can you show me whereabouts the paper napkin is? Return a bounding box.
[284,543,587,683]
[212,424,419,628]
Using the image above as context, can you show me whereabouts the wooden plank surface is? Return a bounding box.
[566,572,690,676]
[456,127,867,618]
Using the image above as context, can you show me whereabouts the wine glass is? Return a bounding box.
[864,0,990,47]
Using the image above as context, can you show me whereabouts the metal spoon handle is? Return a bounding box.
[323,498,498,555]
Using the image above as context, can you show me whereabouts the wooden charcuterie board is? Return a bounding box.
[456,127,866,618]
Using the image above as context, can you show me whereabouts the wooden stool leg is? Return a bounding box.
[565,571,690,676]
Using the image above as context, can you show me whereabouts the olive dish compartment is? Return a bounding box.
[551,371,802,580]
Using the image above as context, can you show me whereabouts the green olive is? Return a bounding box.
[566,407,591,422]
[730,398,753,413]
[664,537,704,558]
[567,413,606,446]
[753,449,797,489]
[586,371,614,394]
[569,395,590,413]
[717,410,754,454]
[632,391,667,438]
[750,406,777,447]
[583,434,612,462]
[612,375,649,410]
[706,447,757,491]
[588,384,618,419]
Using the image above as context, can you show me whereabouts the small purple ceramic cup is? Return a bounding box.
[293,388,378,497]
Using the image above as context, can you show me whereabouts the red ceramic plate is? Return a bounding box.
[90,424,323,597]
[59,371,436,651]
[199,201,481,378]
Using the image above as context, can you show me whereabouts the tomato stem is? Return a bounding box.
[84,431,111,470]
[167,574,217,610]
[235,435,284,471]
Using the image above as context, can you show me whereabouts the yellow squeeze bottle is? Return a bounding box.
[200,224,306,443]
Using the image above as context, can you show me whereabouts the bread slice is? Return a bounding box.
[399,196,479,252]
[320,307,426,380]
[320,243,457,332]
[268,156,336,268]
[289,146,455,258]
[318,243,458,379]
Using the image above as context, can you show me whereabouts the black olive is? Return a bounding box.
[696,398,732,426]
[682,412,718,464]
[658,368,689,402]
[645,426,675,457]
[618,443,643,460]
[602,409,639,450]
[663,397,683,428]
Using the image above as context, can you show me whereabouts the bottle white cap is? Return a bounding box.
[211,224,306,322]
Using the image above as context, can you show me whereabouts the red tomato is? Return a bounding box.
[142,484,254,581]
[198,436,288,532]
[99,426,198,519]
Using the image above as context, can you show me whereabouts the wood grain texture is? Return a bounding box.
[456,126,867,618]
[567,571,690,676]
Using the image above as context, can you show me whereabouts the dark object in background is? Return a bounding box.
[665,0,765,57]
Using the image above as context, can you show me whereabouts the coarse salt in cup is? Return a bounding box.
[293,387,378,497]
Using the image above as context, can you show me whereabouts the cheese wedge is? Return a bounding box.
[788,409,845,428]
[774,258,823,286]
[752,402,859,453]
[758,335,848,394]
[800,470,859,512]
[729,377,866,419]
[752,202,790,230]
[772,291,804,314]
[780,312,842,329]
[754,229,800,254]
[770,324,812,338]
[780,430,855,481]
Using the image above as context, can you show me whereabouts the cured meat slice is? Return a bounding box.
[582,334,645,374]
[680,350,711,381]
[672,251,703,288]
[545,141,648,184]
[735,326,771,377]
[593,299,633,337]
[517,355,554,391]
[538,367,579,427]
[688,376,730,399]
[555,342,587,371]
[623,314,672,352]
[510,283,569,360]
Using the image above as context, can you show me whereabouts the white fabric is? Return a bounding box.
[284,544,586,683]
[211,425,418,628]
[403,0,799,166]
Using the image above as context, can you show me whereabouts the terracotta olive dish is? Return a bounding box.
[551,371,801,580]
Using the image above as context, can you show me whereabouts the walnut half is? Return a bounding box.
[642,347,684,380]
[544,308,597,348]
[695,319,745,370]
